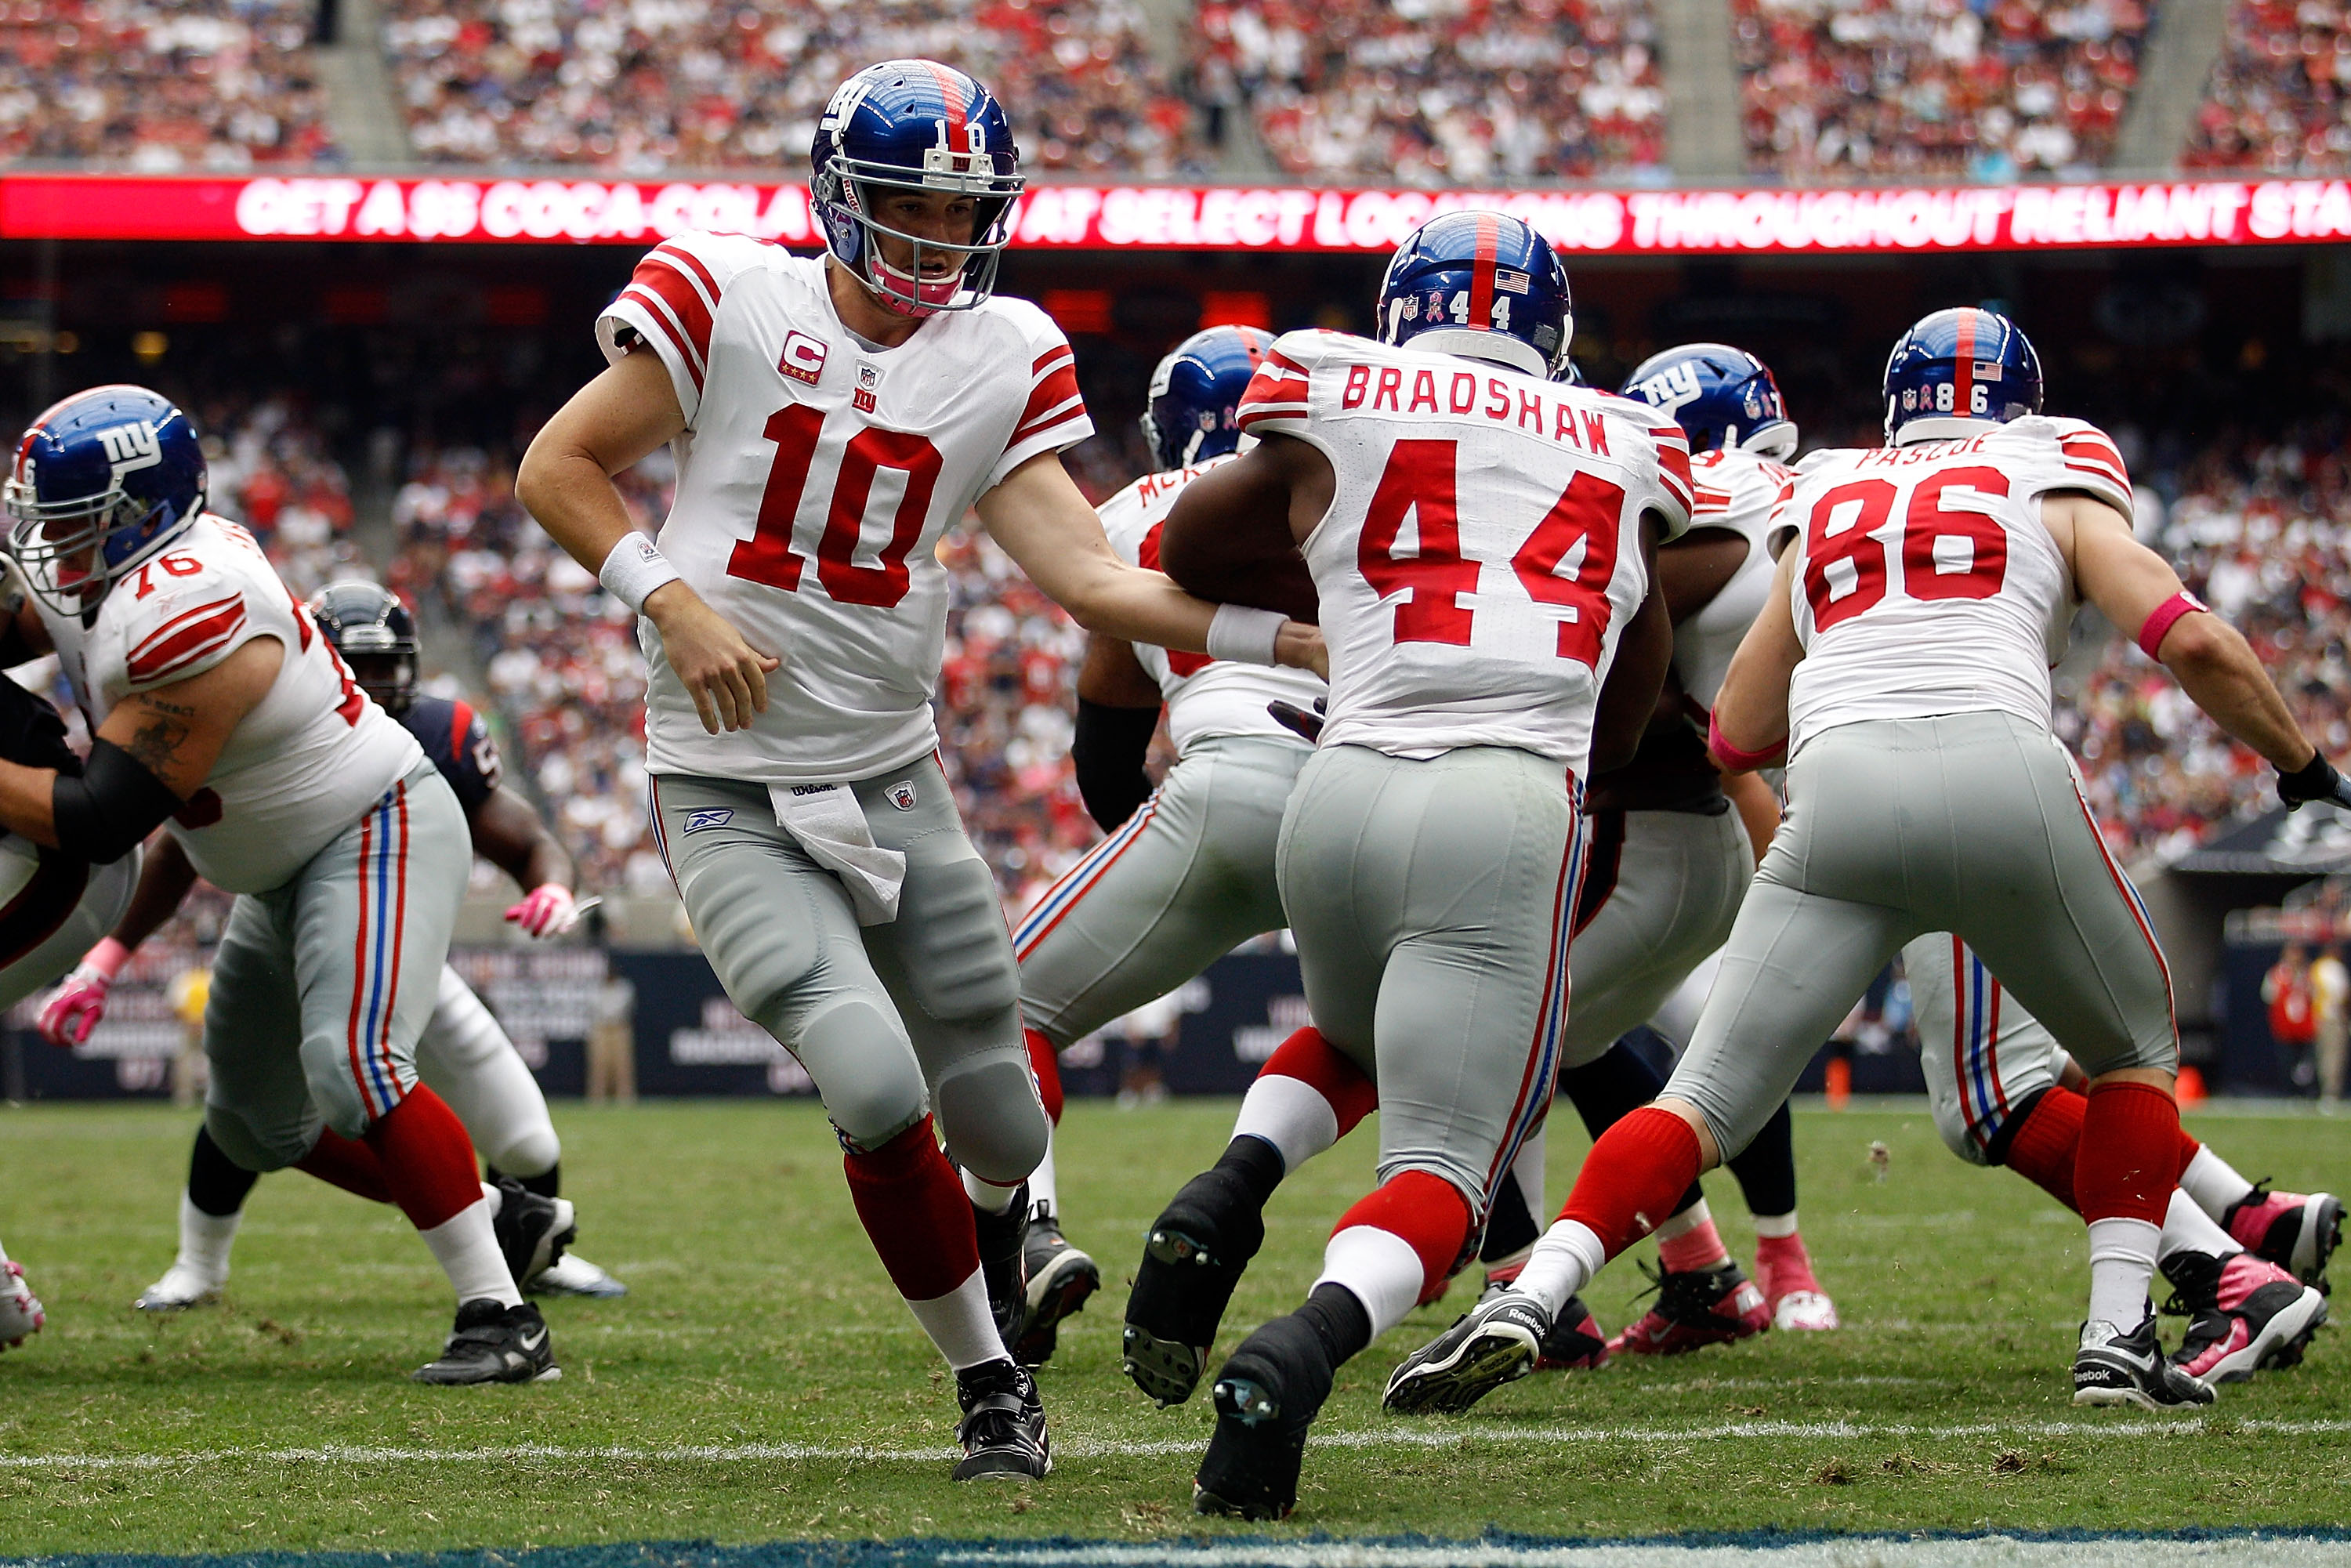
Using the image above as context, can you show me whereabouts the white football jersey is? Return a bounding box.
[37,515,422,894]
[1777,416,2131,759]
[1674,446,1793,709]
[1237,330,1694,775]
[600,234,1094,784]
[1096,459,1324,757]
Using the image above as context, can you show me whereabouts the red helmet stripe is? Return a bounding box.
[1953,310,1978,420]
[921,61,968,137]
[1469,214,1498,332]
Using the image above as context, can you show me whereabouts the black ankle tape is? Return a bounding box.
[188,1124,261,1219]
[1299,1282,1374,1367]
[1218,1135,1289,1208]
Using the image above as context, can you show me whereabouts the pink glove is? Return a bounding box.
[37,936,129,1048]
[504,883,579,940]
[0,1259,43,1349]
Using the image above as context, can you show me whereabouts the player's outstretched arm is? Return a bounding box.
[518,350,780,735]
[2056,492,2319,780]
[0,636,279,854]
[978,450,1324,677]
[36,832,202,1048]
[475,784,581,937]
[1709,545,1805,771]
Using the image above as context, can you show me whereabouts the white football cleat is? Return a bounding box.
[1771,1288,1841,1332]
[530,1251,628,1298]
[136,1262,225,1313]
[0,1260,45,1347]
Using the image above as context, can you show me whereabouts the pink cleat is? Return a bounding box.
[2222,1186,2342,1292]
[1607,1259,1770,1356]
[2164,1250,2328,1384]
[1754,1233,1840,1331]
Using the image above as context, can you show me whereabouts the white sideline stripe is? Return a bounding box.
[5,1418,2350,1472]
[935,1541,2351,1567]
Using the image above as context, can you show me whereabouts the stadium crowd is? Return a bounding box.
[1733,0,2147,180]
[0,0,337,168]
[382,0,1204,176]
[2183,0,2351,173]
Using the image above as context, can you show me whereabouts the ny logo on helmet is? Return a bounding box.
[1630,362,1704,414]
[97,421,163,480]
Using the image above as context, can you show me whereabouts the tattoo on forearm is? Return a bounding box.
[124,710,193,776]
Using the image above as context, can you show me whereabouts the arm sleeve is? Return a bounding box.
[1233,331,1325,441]
[595,231,763,430]
[1072,698,1161,833]
[986,303,1095,491]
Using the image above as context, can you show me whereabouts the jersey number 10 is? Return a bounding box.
[1359,438,1627,668]
[727,404,945,609]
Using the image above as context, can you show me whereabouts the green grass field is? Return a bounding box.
[0,1098,2344,1555]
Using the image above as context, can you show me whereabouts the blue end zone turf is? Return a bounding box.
[13,1528,2351,1568]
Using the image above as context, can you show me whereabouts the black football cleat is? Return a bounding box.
[1014,1209,1099,1367]
[1194,1313,1338,1520]
[411,1299,560,1385]
[973,1182,1031,1357]
[1123,1166,1266,1406]
[2163,1248,2329,1385]
[1382,1290,1550,1415]
[2223,1185,2342,1293]
[952,1357,1051,1481]
[491,1177,576,1292]
[2072,1313,2214,1410]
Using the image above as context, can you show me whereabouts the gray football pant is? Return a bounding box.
[415,964,562,1179]
[1903,932,2067,1167]
[1561,806,1750,1068]
[1666,712,2176,1161]
[1277,743,1582,1217]
[204,763,472,1170]
[650,761,1045,1182]
[1016,737,1302,1046]
[0,845,136,1012]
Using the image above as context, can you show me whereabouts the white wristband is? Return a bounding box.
[1205,603,1288,667]
[599,531,681,615]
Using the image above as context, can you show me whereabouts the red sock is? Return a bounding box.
[1262,1027,1377,1136]
[1331,1171,1472,1295]
[360,1086,484,1230]
[1561,1106,1702,1258]
[843,1116,979,1302]
[1024,1027,1063,1126]
[2076,1080,2182,1228]
[2000,1086,2085,1213]
[295,1129,394,1205]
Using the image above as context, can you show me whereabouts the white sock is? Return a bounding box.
[419,1197,521,1307]
[177,1193,242,1283]
[1752,1208,1799,1240]
[1029,1133,1058,1218]
[1313,1226,1425,1339]
[2085,1216,2161,1327]
[2178,1146,2255,1222]
[1515,1219,1607,1317]
[2158,1187,2240,1262]
[1230,1073,1341,1174]
[906,1266,1007,1370]
[1654,1197,1714,1242]
[480,1181,502,1218]
[961,1168,1021,1214]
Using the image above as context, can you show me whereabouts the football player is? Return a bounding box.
[1389,307,2347,1414]
[515,60,1320,1480]
[42,580,626,1309]
[1151,211,1690,1517]
[2,386,555,1383]
[1011,324,1321,1364]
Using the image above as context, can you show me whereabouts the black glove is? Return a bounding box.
[2277,752,2351,811]
[1267,697,1325,744]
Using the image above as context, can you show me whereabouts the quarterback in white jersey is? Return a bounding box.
[1420,307,2349,1418]
[518,60,1319,1482]
[1,386,555,1385]
[1010,327,1322,1368]
[1149,212,1686,1518]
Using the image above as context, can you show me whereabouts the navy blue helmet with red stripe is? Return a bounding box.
[1139,325,1277,471]
[4,384,206,615]
[1882,306,2043,446]
[811,59,1023,319]
[1620,342,1798,459]
[1375,211,1574,381]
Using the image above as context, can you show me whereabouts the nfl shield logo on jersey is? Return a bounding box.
[885,780,918,811]
[855,363,882,414]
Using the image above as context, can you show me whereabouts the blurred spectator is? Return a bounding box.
[1202,0,1666,183]
[382,0,1204,176]
[0,0,339,168]
[2183,0,2351,173]
[199,395,368,598]
[2315,940,2349,1103]
[2264,939,2317,1086]
[1735,0,2146,180]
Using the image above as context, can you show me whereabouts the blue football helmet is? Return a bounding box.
[1882,307,2043,446]
[1139,325,1277,471]
[1375,211,1574,381]
[5,385,205,614]
[1620,343,1797,459]
[812,60,1023,319]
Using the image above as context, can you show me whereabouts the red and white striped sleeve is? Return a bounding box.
[986,306,1094,491]
[2047,418,2134,513]
[1233,331,1323,438]
[596,231,766,428]
[115,550,264,693]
